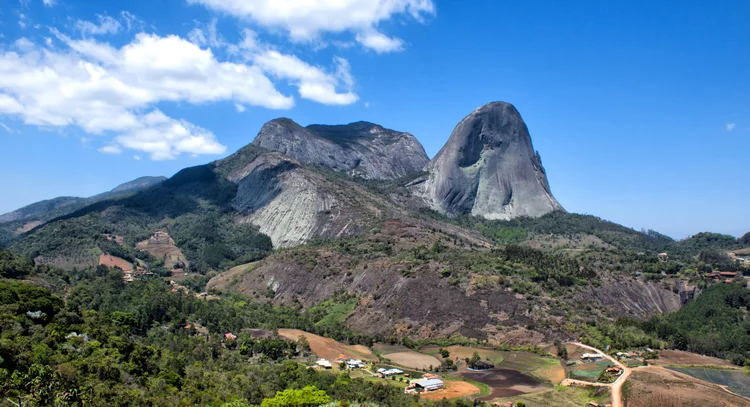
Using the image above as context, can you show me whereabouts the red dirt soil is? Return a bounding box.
[98,254,133,271]
[277,329,376,362]
[419,380,481,401]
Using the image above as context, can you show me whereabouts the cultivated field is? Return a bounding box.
[136,232,189,277]
[373,344,442,370]
[206,262,258,293]
[624,366,750,407]
[277,329,376,362]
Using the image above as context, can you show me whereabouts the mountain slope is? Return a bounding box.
[419,102,563,219]
[253,118,429,180]
[0,176,166,225]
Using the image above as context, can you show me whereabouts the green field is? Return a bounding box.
[570,361,610,381]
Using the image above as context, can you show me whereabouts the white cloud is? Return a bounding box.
[115,110,225,160]
[187,18,223,48]
[356,31,404,53]
[189,0,434,52]
[120,11,144,32]
[75,15,122,36]
[254,50,358,105]
[726,123,736,131]
[0,122,14,133]
[364,102,370,108]
[98,144,122,154]
[19,14,28,29]
[133,155,141,160]
[42,0,56,6]
[0,33,305,159]
[235,103,245,112]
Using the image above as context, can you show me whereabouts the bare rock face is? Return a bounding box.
[223,151,383,247]
[422,102,563,219]
[252,118,429,180]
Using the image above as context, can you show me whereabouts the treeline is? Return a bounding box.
[1,264,485,406]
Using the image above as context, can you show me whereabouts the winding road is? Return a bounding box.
[561,342,632,407]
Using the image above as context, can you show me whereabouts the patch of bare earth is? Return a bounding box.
[277,329,376,362]
[651,350,735,367]
[137,231,189,279]
[373,344,442,370]
[625,366,750,407]
[98,254,133,271]
[419,380,481,401]
[15,221,42,235]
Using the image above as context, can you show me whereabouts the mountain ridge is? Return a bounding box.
[252,118,429,180]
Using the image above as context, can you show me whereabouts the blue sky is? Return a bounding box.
[0,0,748,239]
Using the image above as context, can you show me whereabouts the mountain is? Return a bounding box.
[252,118,429,180]
[418,102,563,219]
[0,176,166,246]
[0,176,166,225]
[9,105,728,344]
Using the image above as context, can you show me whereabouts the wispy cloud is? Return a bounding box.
[0,122,14,133]
[98,144,122,155]
[726,123,736,132]
[42,0,56,7]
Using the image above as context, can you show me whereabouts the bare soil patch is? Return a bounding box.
[98,253,133,271]
[137,231,188,276]
[207,262,258,293]
[419,380,480,401]
[652,350,735,367]
[625,366,750,407]
[373,344,441,370]
[15,221,42,235]
[277,329,375,362]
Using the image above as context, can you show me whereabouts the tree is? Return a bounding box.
[741,232,750,245]
[260,386,330,407]
[516,402,526,407]
[439,348,450,358]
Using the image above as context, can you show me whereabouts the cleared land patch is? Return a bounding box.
[137,231,189,279]
[625,366,750,407]
[419,380,481,401]
[98,253,133,271]
[653,350,735,367]
[494,385,610,407]
[373,344,442,370]
[277,329,375,362]
[669,366,750,398]
[15,221,42,235]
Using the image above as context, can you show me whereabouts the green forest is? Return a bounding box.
[0,249,486,406]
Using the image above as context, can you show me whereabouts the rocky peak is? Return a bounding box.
[252,118,429,180]
[421,101,563,219]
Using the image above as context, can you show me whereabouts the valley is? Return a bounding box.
[1,102,749,407]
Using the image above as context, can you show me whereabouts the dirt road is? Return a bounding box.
[565,342,632,407]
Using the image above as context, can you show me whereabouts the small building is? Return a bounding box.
[658,253,669,261]
[412,378,444,392]
[606,367,622,373]
[346,359,364,369]
[581,353,604,361]
[381,368,403,377]
[316,359,332,369]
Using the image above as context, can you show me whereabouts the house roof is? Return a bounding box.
[414,378,444,388]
